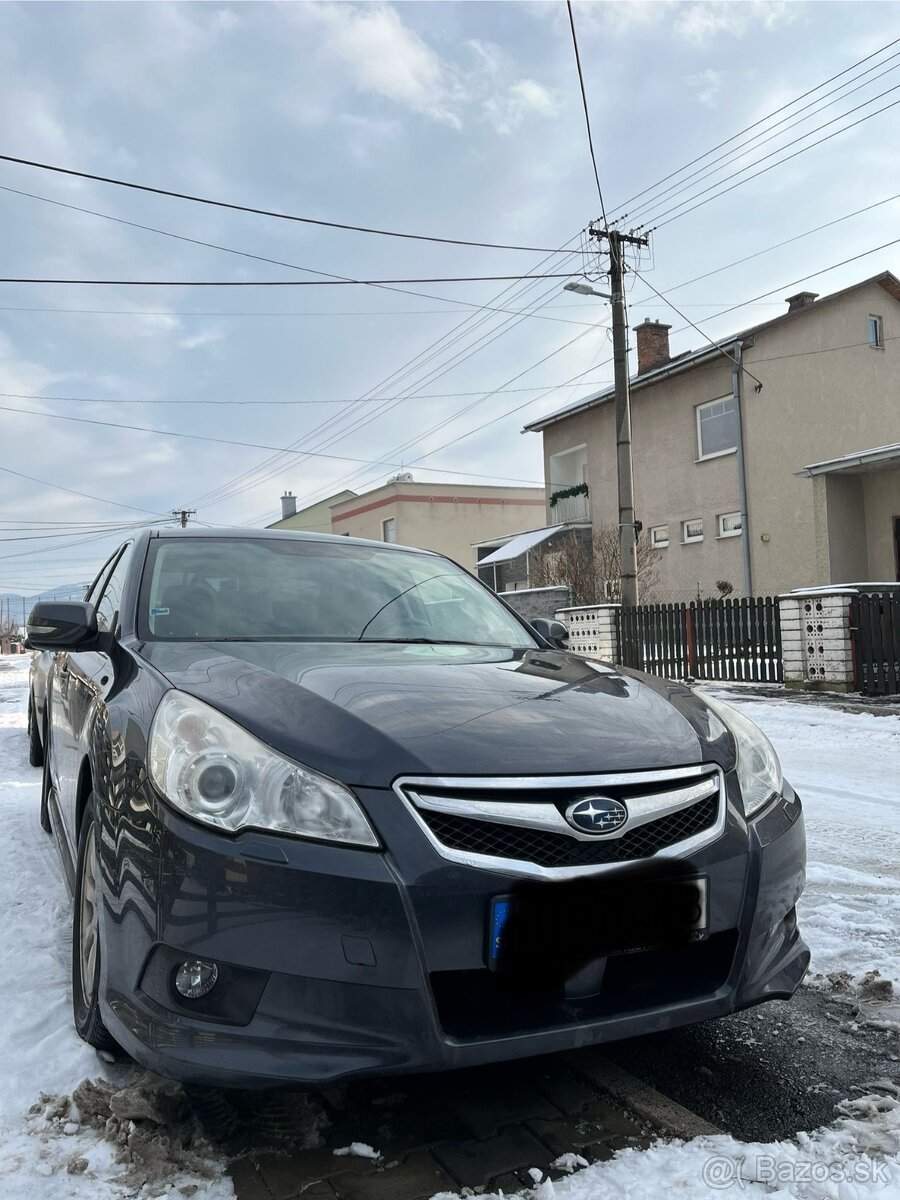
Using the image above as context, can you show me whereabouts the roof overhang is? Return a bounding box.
[796,442,900,477]
[477,524,570,566]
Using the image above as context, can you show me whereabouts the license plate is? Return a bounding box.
[487,877,708,970]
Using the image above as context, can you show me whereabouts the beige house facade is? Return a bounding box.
[526,272,900,597]
[329,480,546,570]
[266,490,357,534]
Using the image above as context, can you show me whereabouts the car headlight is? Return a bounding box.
[702,695,783,819]
[148,690,379,847]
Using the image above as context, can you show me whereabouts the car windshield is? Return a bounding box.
[139,537,536,647]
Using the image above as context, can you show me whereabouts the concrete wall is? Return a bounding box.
[863,467,900,580]
[539,279,900,595]
[499,586,572,622]
[330,483,546,571]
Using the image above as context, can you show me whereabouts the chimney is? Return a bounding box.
[785,291,818,313]
[635,319,672,375]
[280,491,297,519]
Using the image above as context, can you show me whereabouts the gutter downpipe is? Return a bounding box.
[731,340,753,596]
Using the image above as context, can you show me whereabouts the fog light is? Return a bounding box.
[174,959,218,999]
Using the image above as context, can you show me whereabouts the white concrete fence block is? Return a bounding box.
[777,588,857,692]
[556,604,621,663]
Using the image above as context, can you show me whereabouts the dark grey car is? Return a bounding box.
[26,528,809,1087]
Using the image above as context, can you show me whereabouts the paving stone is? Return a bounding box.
[442,1080,562,1139]
[582,1098,650,1139]
[255,1150,370,1199]
[332,1152,454,1200]
[526,1116,611,1157]
[432,1127,551,1189]
[372,1104,472,1157]
[532,1066,598,1116]
[229,1156,272,1200]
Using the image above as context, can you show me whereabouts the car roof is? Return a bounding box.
[148,526,437,555]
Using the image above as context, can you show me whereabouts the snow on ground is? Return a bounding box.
[435,1090,900,1199]
[701,687,900,989]
[0,655,896,1199]
[0,658,233,1199]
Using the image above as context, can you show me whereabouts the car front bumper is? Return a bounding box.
[96,774,809,1088]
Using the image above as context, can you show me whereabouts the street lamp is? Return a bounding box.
[562,267,639,608]
[563,280,611,299]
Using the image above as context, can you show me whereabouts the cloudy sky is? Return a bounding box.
[1,0,899,594]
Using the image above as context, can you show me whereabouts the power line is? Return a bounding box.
[631,268,764,389]
[565,0,610,227]
[621,50,900,227]
[608,35,900,219]
[0,462,164,516]
[646,86,900,231]
[0,152,562,253]
[189,242,588,509]
[0,383,614,407]
[0,184,593,329]
[0,402,547,484]
[0,272,582,287]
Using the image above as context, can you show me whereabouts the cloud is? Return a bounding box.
[686,67,722,107]
[674,1,798,44]
[178,328,224,351]
[483,78,562,135]
[292,2,462,128]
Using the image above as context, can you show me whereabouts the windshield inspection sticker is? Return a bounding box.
[150,607,170,616]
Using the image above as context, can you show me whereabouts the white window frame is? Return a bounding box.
[717,511,743,538]
[649,524,669,549]
[381,517,397,543]
[868,314,884,349]
[682,518,704,544]
[695,395,738,462]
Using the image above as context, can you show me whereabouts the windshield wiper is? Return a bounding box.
[357,637,484,645]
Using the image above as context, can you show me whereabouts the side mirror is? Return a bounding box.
[26,602,99,652]
[531,617,569,650]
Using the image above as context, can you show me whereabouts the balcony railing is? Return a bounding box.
[551,491,591,523]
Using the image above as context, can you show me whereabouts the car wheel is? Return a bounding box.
[27,697,44,768]
[72,799,117,1052]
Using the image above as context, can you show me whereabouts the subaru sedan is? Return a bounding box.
[26,529,809,1086]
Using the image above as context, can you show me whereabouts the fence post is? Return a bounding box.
[777,588,858,692]
[555,603,621,663]
[685,604,697,677]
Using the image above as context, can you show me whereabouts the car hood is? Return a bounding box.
[139,641,733,787]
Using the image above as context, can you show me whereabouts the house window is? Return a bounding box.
[696,396,737,460]
[717,511,743,538]
[682,518,703,544]
[650,524,669,548]
[382,517,396,543]
[868,315,884,348]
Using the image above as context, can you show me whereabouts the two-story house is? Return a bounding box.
[524,271,900,596]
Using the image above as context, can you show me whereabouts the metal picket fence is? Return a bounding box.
[618,597,782,683]
[850,591,900,695]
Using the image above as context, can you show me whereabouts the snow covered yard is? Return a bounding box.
[0,658,232,1199]
[0,655,896,1199]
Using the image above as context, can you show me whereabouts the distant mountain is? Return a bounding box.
[0,583,90,628]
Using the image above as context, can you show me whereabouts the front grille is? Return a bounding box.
[422,794,718,869]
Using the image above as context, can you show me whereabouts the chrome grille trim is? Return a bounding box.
[393,766,726,880]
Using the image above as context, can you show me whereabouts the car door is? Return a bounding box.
[48,550,120,832]
[52,544,133,854]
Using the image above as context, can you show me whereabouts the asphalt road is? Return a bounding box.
[600,983,900,1141]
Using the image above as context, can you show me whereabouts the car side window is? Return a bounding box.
[84,551,120,606]
[95,543,134,634]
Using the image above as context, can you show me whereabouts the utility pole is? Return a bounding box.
[589,221,649,609]
[171,509,196,528]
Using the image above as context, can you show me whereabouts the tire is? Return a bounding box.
[28,697,44,768]
[72,799,117,1053]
